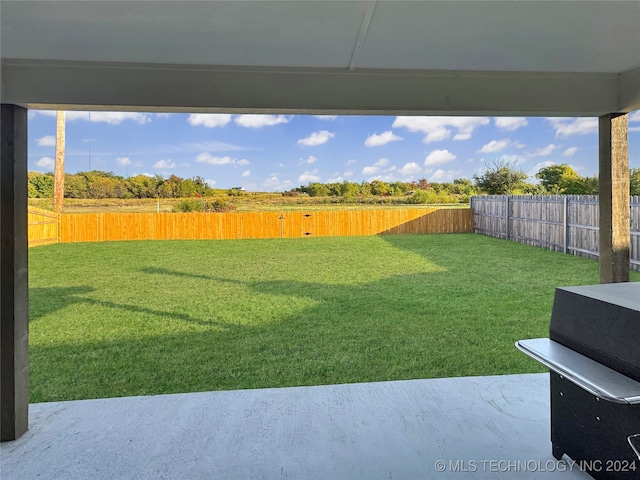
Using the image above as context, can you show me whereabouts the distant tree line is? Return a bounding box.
[470,159,601,195]
[471,159,640,196]
[28,171,215,199]
[28,162,640,201]
[291,178,476,203]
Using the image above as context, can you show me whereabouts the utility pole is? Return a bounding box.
[54,111,65,213]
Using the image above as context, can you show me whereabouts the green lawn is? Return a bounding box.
[28,234,639,402]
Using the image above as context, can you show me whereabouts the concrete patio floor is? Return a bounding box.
[1,373,592,479]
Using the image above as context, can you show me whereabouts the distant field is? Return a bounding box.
[29,195,469,214]
[29,234,637,403]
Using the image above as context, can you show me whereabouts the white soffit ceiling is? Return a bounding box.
[358,1,640,73]
[1,0,639,115]
[2,0,639,73]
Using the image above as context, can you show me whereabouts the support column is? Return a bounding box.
[599,113,630,284]
[1,105,29,441]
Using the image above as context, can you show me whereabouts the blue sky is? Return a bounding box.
[28,110,640,191]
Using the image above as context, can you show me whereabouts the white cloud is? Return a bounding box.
[398,162,422,175]
[204,178,217,187]
[36,135,56,147]
[195,153,234,165]
[153,159,176,169]
[262,176,292,190]
[181,141,248,153]
[360,158,395,177]
[424,128,451,143]
[155,113,171,119]
[429,169,463,182]
[374,158,389,167]
[344,170,354,177]
[241,170,251,177]
[298,170,321,183]
[547,118,597,137]
[234,115,290,128]
[187,114,232,128]
[116,156,132,166]
[297,130,335,146]
[367,174,396,183]
[263,176,281,188]
[562,147,578,157]
[346,159,357,165]
[36,157,55,169]
[305,155,318,164]
[527,144,559,157]
[478,139,511,153]
[533,161,555,172]
[495,117,528,131]
[628,111,640,122]
[314,115,337,121]
[364,131,403,147]
[453,132,472,141]
[195,153,249,166]
[326,176,344,183]
[392,116,490,143]
[425,149,457,166]
[279,163,285,168]
[362,166,380,175]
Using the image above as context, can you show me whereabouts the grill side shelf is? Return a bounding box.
[516,338,640,405]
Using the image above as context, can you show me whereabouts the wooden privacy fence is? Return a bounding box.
[28,207,59,247]
[471,195,640,270]
[52,208,472,243]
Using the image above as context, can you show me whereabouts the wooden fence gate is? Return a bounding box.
[28,207,60,247]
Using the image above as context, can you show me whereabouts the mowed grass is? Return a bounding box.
[28,234,639,402]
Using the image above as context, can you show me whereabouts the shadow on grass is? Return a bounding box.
[29,286,224,327]
[29,286,96,322]
[140,266,219,282]
[30,267,547,403]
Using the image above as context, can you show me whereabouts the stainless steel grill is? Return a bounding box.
[517,283,640,480]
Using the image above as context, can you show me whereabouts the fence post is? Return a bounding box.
[505,196,510,240]
[563,196,568,254]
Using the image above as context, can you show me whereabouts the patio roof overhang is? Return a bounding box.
[1,0,639,443]
[1,0,639,115]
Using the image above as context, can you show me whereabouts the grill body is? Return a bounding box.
[549,284,640,480]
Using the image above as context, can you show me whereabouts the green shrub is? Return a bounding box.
[405,190,432,204]
[209,198,236,212]
[172,199,204,212]
[402,190,461,204]
[28,173,54,198]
